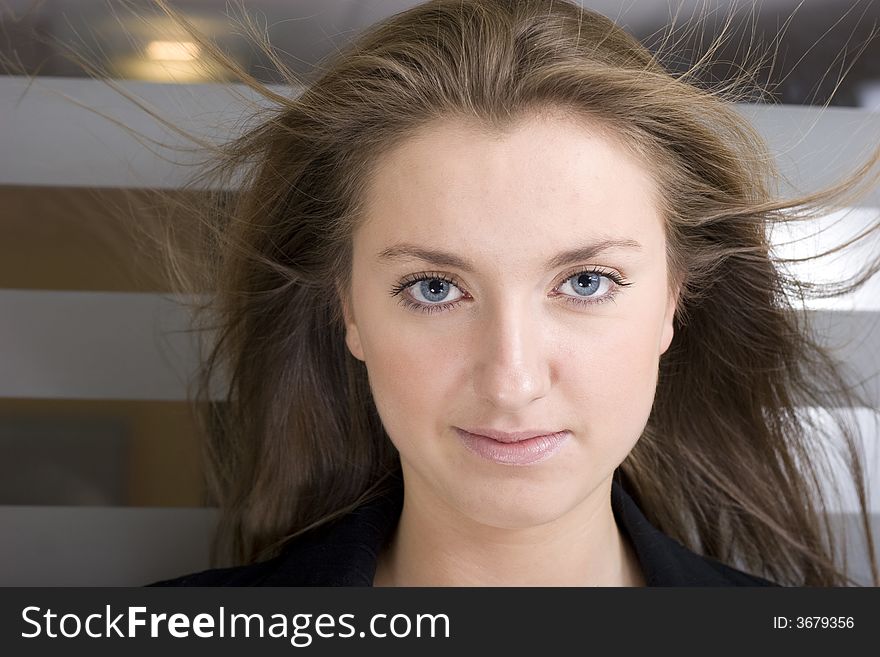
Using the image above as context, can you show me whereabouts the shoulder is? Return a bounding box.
[611,479,782,586]
[695,553,781,587]
[146,482,403,587]
[635,532,783,587]
[633,526,782,587]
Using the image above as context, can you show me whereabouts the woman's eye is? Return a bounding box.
[407,277,464,304]
[556,272,615,301]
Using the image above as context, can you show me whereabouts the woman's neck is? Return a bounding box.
[372,476,645,587]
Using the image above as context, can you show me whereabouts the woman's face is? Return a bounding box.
[341,111,678,530]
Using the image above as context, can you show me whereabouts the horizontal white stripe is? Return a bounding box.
[796,406,880,515]
[1,75,879,202]
[0,76,284,189]
[769,207,880,312]
[735,103,880,209]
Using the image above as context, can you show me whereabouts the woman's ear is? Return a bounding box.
[338,290,366,362]
[659,283,681,355]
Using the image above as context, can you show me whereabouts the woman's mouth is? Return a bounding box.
[453,428,572,466]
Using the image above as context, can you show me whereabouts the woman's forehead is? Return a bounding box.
[356,114,665,266]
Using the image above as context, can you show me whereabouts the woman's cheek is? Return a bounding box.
[362,322,458,431]
[565,320,661,439]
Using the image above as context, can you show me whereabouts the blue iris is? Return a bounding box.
[419,279,450,302]
[571,273,600,296]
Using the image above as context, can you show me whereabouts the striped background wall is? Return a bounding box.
[1,76,878,585]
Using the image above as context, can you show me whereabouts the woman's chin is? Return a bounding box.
[446,488,577,531]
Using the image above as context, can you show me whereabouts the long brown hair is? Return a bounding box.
[18,0,880,585]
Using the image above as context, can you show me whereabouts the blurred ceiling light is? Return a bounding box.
[146,40,201,61]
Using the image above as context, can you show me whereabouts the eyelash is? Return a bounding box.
[389,267,633,315]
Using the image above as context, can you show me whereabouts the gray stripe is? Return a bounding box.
[0,505,218,586]
[0,290,210,400]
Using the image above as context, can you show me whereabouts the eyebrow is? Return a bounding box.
[376,238,643,273]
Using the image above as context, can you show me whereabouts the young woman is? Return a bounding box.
[135,0,880,586]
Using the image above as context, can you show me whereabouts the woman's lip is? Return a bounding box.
[457,427,566,443]
[454,428,571,466]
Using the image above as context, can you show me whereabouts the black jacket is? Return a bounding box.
[148,473,780,587]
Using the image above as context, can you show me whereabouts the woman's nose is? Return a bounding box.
[470,304,552,411]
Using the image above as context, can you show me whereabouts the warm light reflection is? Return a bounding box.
[146,40,201,61]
